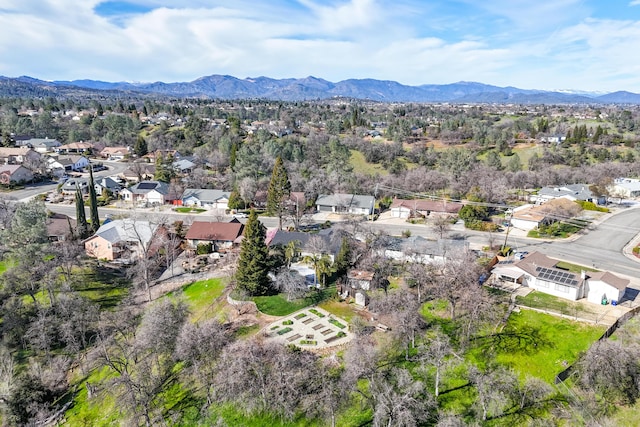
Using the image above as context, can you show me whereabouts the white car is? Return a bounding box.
[232,212,248,219]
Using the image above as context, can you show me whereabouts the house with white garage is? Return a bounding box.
[315,193,374,215]
[121,180,170,206]
[491,251,628,304]
[381,236,469,264]
[181,188,231,210]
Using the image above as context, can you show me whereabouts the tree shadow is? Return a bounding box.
[473,325,555,355]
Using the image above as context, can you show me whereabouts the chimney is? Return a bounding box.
[581,270,586,280]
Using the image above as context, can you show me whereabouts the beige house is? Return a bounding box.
[0,147,41,165]
[84,219,160,261]
[0,165,34,184]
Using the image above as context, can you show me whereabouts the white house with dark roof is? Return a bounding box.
[22,138,62,153]
[491,251,628,304]
[315,193,374,215]
[181,188,230,210]
[121,181,170,205]
[530,184,594,204]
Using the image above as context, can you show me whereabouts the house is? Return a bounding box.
[22,138,62,153]
[61,178,89,195]
[84,219,161,261]
[491,251,628,304]
[94,176,124,197]
[530,184,593,204]
[389,198,463,219]
[316,193,375,215]
[0,165,34,185]
[381,236,469,264]
[141,149,181,163]
[267,228,342,262]
[121,181,170,205]
[0,147,41,165]
[46,213,76,242]
[100,146,130,160]
[172,158,196,173]
[185,220,244,251]
[47,155,90,172]
[181,188,231,211]
[510,198,581,231]
[56,141,94,154]
[609,178,640,199]
[510,205,549,231]
[120,164,155,182]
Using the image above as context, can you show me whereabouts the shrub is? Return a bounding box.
[196,243,212,255]
[277,327,293,335]
[328,318,346,329]
[309,308,325,318]
[402,229,412,238]
[282,320,293,325]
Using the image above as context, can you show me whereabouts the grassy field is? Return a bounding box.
[349,150,388,176]
[174,207,206,213]
[176,277,228,321]
[470,309,605,382]
[516,291,599,319]
[318,299,359,322]
[74,265,131,309]
[252,287,336,316]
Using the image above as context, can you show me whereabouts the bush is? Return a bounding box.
[196,243,212,255]
[576,200,608,212]
[402,229,412,238]
[277,327,293,335]
[282,320,293,325]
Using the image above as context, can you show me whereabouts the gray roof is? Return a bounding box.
[316,193,375,208]
[90,219,154,245]
[538,184,593,201]
[385,236,468,256]
[96,177,123,191]
[126,180,170,195]
[268,229,341,257]
[173,159,196,171]
[25,138,61,147]
[181,188,230,203]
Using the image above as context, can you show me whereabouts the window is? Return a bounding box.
[555,284,570,293]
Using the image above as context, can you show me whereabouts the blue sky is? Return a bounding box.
[1,0,640,92]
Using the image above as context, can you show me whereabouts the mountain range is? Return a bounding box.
[2,74,640,104]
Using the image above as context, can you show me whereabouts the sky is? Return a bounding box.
[2,0,640,92]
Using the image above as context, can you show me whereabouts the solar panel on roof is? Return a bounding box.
[535,266,579,287]
[137,182,156,190]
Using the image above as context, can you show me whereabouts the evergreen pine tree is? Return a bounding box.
[266,156,291,230]
[228,188,244,210]
[235,210,271,296]
[134,135,148,157]
[334,237,351,277]
[88,166,100,233]
[75,186,89,239]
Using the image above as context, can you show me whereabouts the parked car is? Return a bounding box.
[232,212,248,219]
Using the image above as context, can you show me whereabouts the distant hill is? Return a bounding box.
[2,74,640,104]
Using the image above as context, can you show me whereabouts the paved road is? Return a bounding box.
[512,206,640,279]
[4,160,131,202]
[42,198,640,281]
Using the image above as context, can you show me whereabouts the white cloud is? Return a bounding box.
[631,0,640,6]
[0,1,640,92]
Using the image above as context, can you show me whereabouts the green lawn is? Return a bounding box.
[516,291,599,319]
[252,287,336,316]
[470,310,605,382]
[174,207,206,213]
[554,261,598,273]
[179,278,228,321]
[0,258,15,275]
[349,150,388,176]
[318,299,359,322]
[74,266,130,309]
